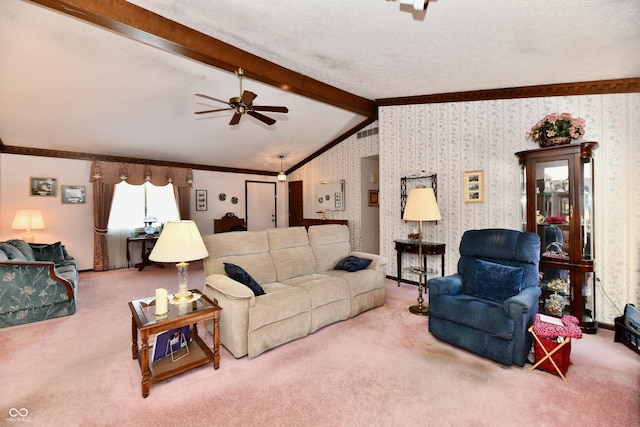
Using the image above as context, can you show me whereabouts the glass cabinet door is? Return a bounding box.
[535,160,570,260]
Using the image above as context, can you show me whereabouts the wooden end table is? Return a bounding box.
[394,239,446,286]
[128,289,221,398]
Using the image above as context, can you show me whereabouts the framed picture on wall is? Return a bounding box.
[195,190,207,211]
[463,170,484,203]
[30,177,57,197]
[61,185,86,204]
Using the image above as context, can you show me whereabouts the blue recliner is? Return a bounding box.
[427,229,541,366]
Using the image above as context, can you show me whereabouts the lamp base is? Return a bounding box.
[172,289,194,303]
[409,305,429,316]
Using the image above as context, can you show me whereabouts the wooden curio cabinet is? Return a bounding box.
[515,142,598,333]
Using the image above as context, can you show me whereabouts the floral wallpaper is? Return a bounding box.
[288,128,379,252]
[291,93,640,325]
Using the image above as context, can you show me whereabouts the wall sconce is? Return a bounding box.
[11,208,45,243]
[277,154,287,182]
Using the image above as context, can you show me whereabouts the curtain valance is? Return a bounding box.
[89,161,193,187]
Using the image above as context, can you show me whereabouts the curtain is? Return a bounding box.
[107,227,135,269]
[174,186,191,220]
[90,161,193,270]
[91,179,115,271]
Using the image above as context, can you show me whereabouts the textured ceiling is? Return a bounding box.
[1,0,639,174]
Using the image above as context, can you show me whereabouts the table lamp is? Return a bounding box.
[402,187,441,315]
[11,208,45,243]
[149,220,209,302]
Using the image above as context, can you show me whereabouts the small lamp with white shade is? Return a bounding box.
[11,209,45,243]
[402,187,441,315]
[149,220,209,303]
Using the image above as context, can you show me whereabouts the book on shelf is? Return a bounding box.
[151,325,191,362]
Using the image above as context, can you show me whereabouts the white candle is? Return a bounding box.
[155,288,168,315]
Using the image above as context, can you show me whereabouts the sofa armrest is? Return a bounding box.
[427,274,465,298]
[204,274,256,303]
[349,251,388,272]
[203,274,256,358]
[0,261,75,304]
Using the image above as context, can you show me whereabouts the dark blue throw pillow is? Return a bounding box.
[474,259,524,303]
[334,256,372,272]
[223,262,265,296]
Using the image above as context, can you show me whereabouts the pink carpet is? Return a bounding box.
[1,263,638,426]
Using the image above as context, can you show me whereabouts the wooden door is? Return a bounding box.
[288,180,303,227]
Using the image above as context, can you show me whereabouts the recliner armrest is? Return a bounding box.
[503,286,542,317]
[427,274,465,297]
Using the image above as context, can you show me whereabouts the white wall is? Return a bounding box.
[0,154,94,269]
[0,154,285,270]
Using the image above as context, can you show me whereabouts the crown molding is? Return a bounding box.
[376,78,640,106]
[0,143,278,176]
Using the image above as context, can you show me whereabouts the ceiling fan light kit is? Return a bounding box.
[195,68,288,126]
[399,0,428,11]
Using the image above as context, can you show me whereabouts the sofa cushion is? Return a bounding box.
[474,259,524,303]
[224,263,265,296]
[308,225,351,272]
[6,240,36,261]
[283,274,350,308]
[29,242,65,264]
[248,286,311,331]
[334,256,372,272]
[268,228,316,281]
[0,243,27,261]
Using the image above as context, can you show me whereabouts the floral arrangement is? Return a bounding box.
[526,113,586,144]
[408,232,420,241]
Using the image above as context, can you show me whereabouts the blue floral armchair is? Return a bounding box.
[427,229,541,366]
[0,239,78,328]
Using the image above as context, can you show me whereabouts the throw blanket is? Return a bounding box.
[533,314,583,339]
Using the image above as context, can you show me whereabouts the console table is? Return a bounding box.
[394,240,446,286]
[127,235,163,271]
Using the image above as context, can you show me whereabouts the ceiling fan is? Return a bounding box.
[195,68,289,126]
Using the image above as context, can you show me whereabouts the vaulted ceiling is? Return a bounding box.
[1,0,639,175]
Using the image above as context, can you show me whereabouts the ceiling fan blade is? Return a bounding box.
[194,107,233,114]
[247,110,276,126]
[252,105,289,113]
[195,93,229,105]
[240,90,257,105]
[229,112,242,126]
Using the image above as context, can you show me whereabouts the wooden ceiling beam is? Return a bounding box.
[27,0,377,118]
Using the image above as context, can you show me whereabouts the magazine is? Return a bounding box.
[151,325,191,362]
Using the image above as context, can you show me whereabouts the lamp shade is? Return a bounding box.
[149,220,208,263]
[402,187,441,222]
[11,209,45,230]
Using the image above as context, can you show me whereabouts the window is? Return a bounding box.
[108,182,180,229]
[107,182,180,269]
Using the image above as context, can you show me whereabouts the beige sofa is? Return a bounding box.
[202,224,387,358]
